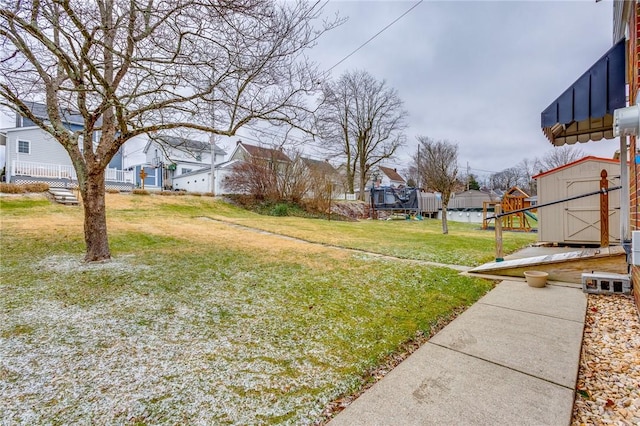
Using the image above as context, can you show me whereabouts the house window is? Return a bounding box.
[18,140,30,154]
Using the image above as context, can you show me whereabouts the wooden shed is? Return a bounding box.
[533,156,621,245]
[453,189,496,209]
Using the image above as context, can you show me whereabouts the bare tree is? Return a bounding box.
[316,69,407,200]
[539,145,585,171]
[489,167,522,192]
[414,137,460,234]
[278,150,310,203]
[515,158,537,195]
[0,0,341,261]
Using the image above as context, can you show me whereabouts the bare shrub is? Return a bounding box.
[0,183,26,194]
[23,182,50,192]
[225,157,279,201]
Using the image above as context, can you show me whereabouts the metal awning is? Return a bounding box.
[541,38,626,146]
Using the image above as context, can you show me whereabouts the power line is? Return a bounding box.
[325,0,424,74]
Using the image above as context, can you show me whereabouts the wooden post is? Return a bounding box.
[495,204,503,262]
[327,182,332,221]
[600,169,609,248]
[139,168,148,190]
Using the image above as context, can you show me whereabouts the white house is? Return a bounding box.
[2,101,133,190]
[212,141,292,195]
[131,135,226,191]
[369,165,406,189]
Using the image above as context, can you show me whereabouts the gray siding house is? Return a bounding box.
[2,101,133,190]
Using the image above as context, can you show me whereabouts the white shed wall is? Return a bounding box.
[536,159,621,245]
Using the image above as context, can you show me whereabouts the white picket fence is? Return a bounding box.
[333,193,357,201]
[12,161,134,183]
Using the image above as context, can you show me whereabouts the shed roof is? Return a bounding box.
[532,156,621,180]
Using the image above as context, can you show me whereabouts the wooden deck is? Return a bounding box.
[468,245,627,284]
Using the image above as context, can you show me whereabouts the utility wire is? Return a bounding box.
[325,0,424,73]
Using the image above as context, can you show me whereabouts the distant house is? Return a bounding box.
[227,141,291,164]
[533,156,621,245]
[301,157,337,177]
[135,135,226,191]
[376,166,406,188]
[2,101,133,190]
[301,157,343,199]
[216,141,291,194]
[302,157,340,185]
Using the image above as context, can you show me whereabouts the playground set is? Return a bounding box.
[481,187,536,232]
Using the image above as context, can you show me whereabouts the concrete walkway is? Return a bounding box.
[329,279,587,426]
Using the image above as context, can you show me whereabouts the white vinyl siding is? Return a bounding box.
[18,140,30,154]
[536,158,621,245]
[8,128,73,168]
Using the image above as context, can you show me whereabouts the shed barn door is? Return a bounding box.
[564,177,619,244]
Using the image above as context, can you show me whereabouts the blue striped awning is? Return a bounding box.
[541,38,626,146]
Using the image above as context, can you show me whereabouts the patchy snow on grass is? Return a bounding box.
[34,254,150,274]
[1,288,348,425]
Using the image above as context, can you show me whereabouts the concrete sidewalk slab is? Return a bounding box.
[328,280,587,426]
[329,343,575,426]
[429,302,583,388]
[477,280,586,322]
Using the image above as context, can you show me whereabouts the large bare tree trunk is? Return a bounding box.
[81,170,110,262]
[359,173,367,201]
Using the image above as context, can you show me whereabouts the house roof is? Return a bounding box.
[21,101,102,126]
[532,156,621,180]
[378,166,405,183]
[302,157,337,174]
[144,135,226,156]
[237,141,291,162]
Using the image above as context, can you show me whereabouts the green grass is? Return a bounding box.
[204,210,536,266]
[0,194,531,424]
[0,198,52,210]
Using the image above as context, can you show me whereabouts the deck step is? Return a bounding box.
[48,188,80,206]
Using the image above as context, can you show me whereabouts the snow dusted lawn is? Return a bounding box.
[1,195,494,424]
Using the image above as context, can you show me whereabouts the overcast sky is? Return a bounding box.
[298,0,619,181]
[1,0,621,181]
